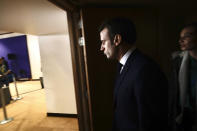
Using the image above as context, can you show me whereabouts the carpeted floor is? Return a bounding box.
[0,81,79,131]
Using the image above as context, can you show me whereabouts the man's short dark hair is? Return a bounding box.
[99,17,137,44]
[183,22,197,33]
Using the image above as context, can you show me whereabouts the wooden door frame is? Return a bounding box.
[48,1,93,131]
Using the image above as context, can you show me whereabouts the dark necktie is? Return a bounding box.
[117,62,123,74]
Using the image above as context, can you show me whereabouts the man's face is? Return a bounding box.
[100,28,117,59]
[179,27,197,51]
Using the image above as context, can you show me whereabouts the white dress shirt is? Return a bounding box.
[119,47,136,73]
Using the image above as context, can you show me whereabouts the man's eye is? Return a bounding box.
[185,35,191,37]
[181,35,192,40]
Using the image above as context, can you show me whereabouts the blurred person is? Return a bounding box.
[1,57,9,69]
[170,22,197,131]
[0,58,12,100]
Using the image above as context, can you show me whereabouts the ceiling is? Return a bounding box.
[0,0,196,36]
[0,0,68,35]
[63,0,197,8]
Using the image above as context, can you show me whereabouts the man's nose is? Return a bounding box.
[100,45,104,51]
[179,38,183,43]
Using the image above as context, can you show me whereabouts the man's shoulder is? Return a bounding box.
[128,50,158,69]
[127,49,146,64]
[171,51,185,70]
[172,51,184,60]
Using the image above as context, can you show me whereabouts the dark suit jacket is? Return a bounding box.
[113,49,168,131]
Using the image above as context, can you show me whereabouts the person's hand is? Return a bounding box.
[7,70,11,74]
[4,70,11,75]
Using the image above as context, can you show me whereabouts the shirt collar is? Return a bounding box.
[119,47,136,66]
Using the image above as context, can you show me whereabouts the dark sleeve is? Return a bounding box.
[168,57,181,131]
[134,63,168,131]
[5,61,9,70]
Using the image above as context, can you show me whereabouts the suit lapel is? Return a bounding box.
[114,49,139,105]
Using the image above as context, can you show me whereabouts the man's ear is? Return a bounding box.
[113,34,122,46]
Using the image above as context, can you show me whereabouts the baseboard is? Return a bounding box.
[17,78,31,81]
[17,78,40,81]
[31,79,40,81]
[47,113,78,118]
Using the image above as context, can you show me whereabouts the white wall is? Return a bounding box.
[26,35,42,79]
[39,34,77,114]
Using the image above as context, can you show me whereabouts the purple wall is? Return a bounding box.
[0,35,31,78]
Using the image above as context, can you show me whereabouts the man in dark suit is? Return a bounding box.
[99,17,168,131]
